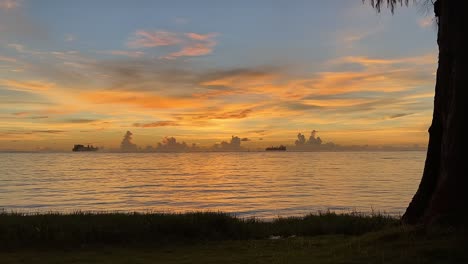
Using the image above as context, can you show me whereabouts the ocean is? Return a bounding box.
[0,151,425,219]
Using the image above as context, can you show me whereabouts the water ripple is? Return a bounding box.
[0,152,425,219]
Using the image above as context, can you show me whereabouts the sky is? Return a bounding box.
[0,0,438,151]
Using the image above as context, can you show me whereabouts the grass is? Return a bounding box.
[0,211,396,247]
[0,211,466,263]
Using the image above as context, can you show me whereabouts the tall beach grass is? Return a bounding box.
[0,210,397,248]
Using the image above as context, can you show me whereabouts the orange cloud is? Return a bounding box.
[11,111,48,119]
[309,71,418,95]
[1,79,55,92]
[208,109,252,120]
[302,98,375,107]
[192,68,432,125]
[83,91,200,109]
[332,53,436,67]
[195,70,281,99]
[0,129,67,142]
[174,107,256,123]
[201,70,276,88]
[199,69,428,99]
[193,89,237,99]
[127,30,218,59]
[164,32,218,59]
[165,42,214,58]
[313,53,436,95]
[403,92,434,100]
[133,121,179,128]
[185,32,214,41]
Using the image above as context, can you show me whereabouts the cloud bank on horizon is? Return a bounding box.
[0,0,437,151]
[107,130,424,153]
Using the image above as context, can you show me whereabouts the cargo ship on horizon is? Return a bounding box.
[72,144,98,152]
[265,145,286,151]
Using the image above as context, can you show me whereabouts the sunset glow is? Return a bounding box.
[0,0,437,151]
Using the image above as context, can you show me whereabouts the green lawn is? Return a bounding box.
[0,212,466,263]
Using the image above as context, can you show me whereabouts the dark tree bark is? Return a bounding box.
[402,0,468,225]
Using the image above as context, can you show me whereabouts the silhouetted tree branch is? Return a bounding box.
[364,0,411,13]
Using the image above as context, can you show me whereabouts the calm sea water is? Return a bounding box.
[0,152,425,218]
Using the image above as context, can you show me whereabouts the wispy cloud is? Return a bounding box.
[387,113,413,119]
[165,32,217,59]
[61,118,98,124]
[12,112,49,119]
[1,79,55,92]
[164,42,215,59]
[206,109,252,120]
[102,50,145,58]
[128,30,181,48]
[7,43,45,55]
[197,53,435,100]
[174,108,254,123]
[339,25,384,47]
[12,112,29,116]
[32,130,66,134]
[305,70,425,95]
[127,30,218,59]
[0,129,68,143]
[331,53,436,67]
[200,68,277,88]
[133,121,179,128]
[0,129,65,136]
[0,55,17,63]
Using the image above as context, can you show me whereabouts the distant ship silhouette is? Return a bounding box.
[265,145,286,151]
[72,144,98,152]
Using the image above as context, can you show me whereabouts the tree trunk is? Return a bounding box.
[402,0,468,225]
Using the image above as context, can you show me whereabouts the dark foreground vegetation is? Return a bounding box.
[0,211,396,247]
[0,211,466,263]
